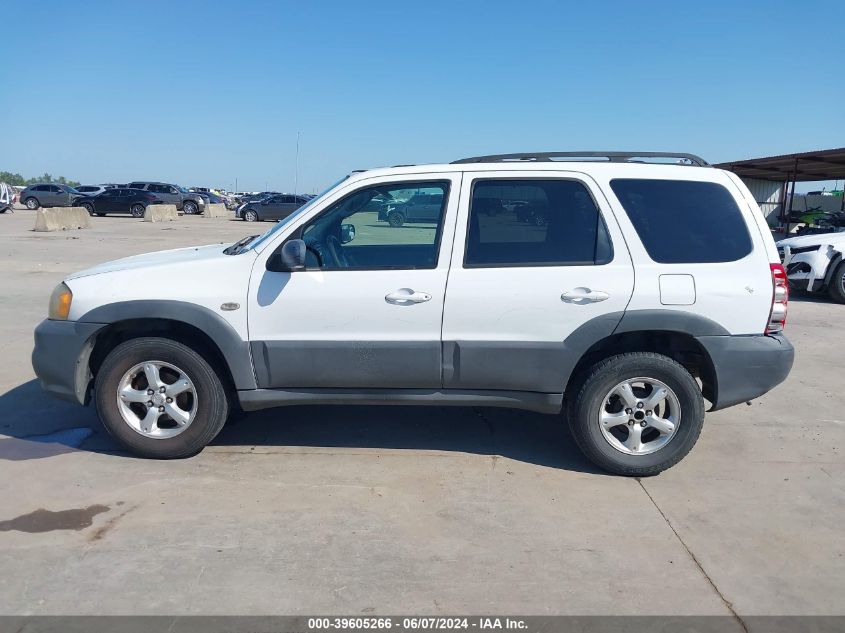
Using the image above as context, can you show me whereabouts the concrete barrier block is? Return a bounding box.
[143,204,178,222]
[203,203,229,218]
[34,207,91,232]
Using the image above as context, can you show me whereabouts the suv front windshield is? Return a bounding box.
[229,175,350,254]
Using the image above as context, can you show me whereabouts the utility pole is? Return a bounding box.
[294,131,300,195]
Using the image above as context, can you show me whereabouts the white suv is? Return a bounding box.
[32,152,794,475]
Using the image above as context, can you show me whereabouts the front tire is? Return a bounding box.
[130,204,145,218]
[567,352,704,476]
[82,202,95,216]
[183,201,199,215]
[828,260,845,304]
[25,197,39,210]
[94,337,229,459]
[243,209,259,222]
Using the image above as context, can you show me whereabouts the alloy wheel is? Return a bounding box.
[598,377,681,455]
[116,361,197,439]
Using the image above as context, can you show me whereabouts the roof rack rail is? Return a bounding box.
[451,151,710,167]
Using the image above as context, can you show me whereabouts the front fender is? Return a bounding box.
[80,300,257,390]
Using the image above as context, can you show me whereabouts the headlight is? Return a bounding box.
[48,282,73,320]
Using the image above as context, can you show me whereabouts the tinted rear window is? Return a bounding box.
[465,179,613,267]
[610,179,752,264]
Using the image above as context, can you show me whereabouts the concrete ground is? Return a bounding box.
[0,208,842,619]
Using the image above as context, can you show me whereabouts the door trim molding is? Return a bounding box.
[238,387,562,414]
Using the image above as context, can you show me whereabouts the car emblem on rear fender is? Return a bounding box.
[220,302,240,311]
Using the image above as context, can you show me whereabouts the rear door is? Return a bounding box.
[45,185,62,206]
[441,171,635,393]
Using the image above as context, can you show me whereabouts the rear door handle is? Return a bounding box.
[561,287,610,304]
[385,288,432,304]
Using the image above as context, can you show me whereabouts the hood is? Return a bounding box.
[66,243,234,280]
[776,232,845,249]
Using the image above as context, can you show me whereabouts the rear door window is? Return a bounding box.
[465,179,613,267]
[610,179,752,264]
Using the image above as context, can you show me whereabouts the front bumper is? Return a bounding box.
[779,244,839,291]
[697,334,794,411]
[32,319,106,405]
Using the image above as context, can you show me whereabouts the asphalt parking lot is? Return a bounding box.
[0,209,842,619]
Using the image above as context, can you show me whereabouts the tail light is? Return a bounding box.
[766,263,788,334]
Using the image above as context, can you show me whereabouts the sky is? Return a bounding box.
[1,0,843,193]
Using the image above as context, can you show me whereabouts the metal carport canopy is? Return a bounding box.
[714,147,845,182]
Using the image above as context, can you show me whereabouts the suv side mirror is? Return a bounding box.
[267,239,306,272]
[340,223,356,244]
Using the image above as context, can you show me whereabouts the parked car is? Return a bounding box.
[127,182,205,214]
[238,194,309,221]
[19,183,84,209]
[32,151,793,475]
[776,231,845,303]
[73,188,162,218]
[378,191,445,227]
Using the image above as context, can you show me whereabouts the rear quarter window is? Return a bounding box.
[610,179,753,264]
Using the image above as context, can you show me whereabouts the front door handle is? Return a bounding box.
[385,288,432,304]
[561,287,610,304]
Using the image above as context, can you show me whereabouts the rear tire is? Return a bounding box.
[25,197,39,210]
[828,260,845,304]
[387,211,405,227]
[567,352,704,476]
[94,337,229,459]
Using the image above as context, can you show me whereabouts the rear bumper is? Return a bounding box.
[697,333,794,411]
[32,319,105,405]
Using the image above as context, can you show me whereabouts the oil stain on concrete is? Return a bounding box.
[0,504,109,533]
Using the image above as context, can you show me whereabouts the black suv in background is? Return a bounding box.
[73,188,162,217]
[127,182,206,214]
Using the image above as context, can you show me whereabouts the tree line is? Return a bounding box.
[0,171,81,188]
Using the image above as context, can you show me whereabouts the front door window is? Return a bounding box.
[299,181,450,270]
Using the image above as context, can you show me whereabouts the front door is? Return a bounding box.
[441,171,635,393]
[98,189,119,212]
[248,173,461,389]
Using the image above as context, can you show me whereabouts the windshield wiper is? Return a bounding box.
[224,235,259,255]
